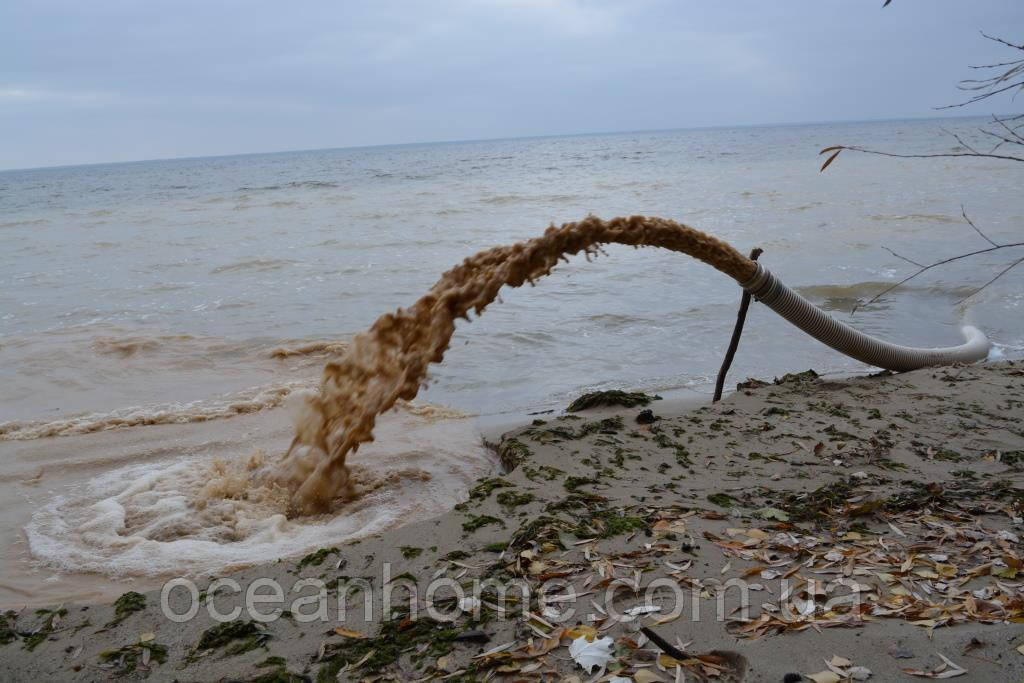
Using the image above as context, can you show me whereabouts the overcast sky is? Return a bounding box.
[2,0,1021,170]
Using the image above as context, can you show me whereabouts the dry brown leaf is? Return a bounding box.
[333,627,366,639]
[633,670,668,683]
[901,653,968,678]
[807,672,841,683]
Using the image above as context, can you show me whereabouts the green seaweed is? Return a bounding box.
[521,464,565,482]
[495,490,535,509]
[22,607,67,651]
[773,369,819,385]
[316,616,460,680]
[574,415,625,438]
[1002,450,1024,468]
[98,640,168,676]
[653,433,692,466]
[707,493,737,508]
[774,479,859,522]
[578,509,647,538]
[192,619,269,659]
[0,612,16,646]
[508,515,567,551]
[567,390,661,412]
[108,591,146,626]
[497,438,532,470]
[564,476,598,492]
[808,402,851,418]
[462,515,504,533]
[469,477,513,500]
[547,492,607,513]
[298,547,339,569]
[400,546,423,560]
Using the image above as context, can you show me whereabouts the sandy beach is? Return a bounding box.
[1,360,1021,681]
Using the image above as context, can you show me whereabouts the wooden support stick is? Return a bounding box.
[713,247,763,403]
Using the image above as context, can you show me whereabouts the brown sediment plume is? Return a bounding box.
[276,215,755,514]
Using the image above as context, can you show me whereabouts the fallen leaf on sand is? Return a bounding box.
[333,627,366,638]
[902,653,968,678]
[565,624,598,640]
[755,507,790,521]
[633,670,668,683]
[806,672,841,683]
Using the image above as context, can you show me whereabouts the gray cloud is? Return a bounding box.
[1,0,1021,169]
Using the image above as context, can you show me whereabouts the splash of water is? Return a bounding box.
[273,215,755,514]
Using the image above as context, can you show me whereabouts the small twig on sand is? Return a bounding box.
[640,626,694,660]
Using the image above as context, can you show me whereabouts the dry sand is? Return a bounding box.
[2,361,1022,681]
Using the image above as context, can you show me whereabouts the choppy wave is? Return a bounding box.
[237,180,339,192]
[211,258,295,274]
[269,340,349,359]
[0,218,49,229]
[579,312,656,329]
[91,334,196,357]
[479,193,584,205]
[796,281,981,301]
[868,213,960,224]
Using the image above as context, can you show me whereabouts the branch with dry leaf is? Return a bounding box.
[820,32,1024,167]
[819,28,1024,312]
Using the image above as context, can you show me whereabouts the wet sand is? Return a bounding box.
[1,361,1022,681]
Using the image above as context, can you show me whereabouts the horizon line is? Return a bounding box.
[0,112,994,174]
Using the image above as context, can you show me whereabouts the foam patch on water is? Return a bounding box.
[25,411,495,578]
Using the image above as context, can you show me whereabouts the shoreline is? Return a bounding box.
[1,361,1022,681]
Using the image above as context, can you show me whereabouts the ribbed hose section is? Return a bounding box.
[739,262,991,372]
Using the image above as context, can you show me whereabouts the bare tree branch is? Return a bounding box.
[937,80,1024,109]
[960,205,999,247]
[978,127,1022,153]
[855,240,1024,313]
[940,127,981,154]
[980,31,1024,52]
[822,26,1024,313]
[956,254,1024,304]
[881,246,925,268]
[820,34,1024,167]
[819,144,1024,168]
[938,33,1024,108]
[990,113,1024,143]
